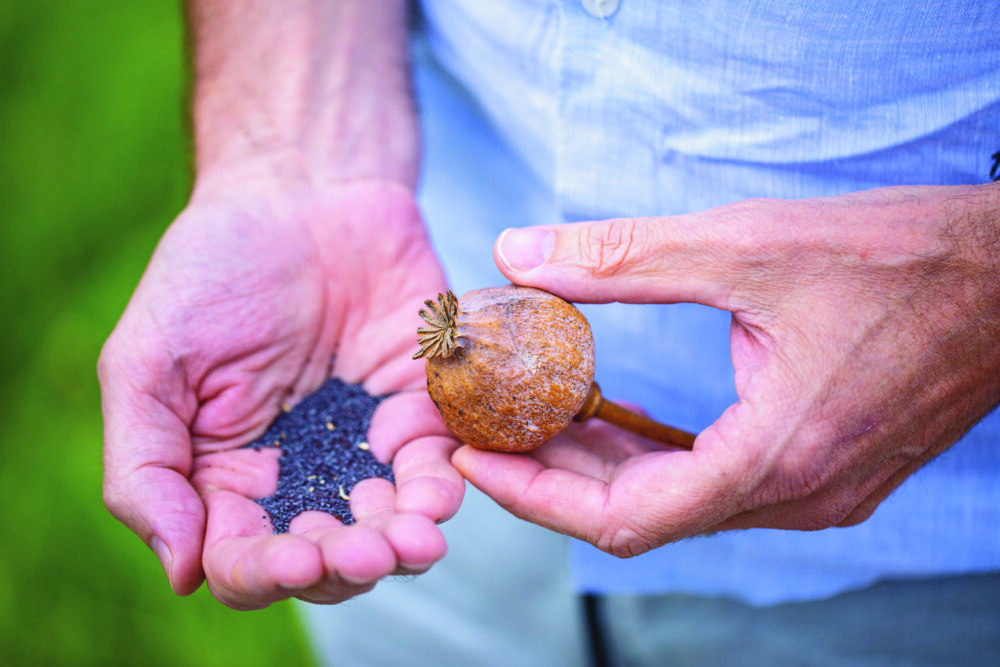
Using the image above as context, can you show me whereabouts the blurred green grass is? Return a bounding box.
[0,2,315,664]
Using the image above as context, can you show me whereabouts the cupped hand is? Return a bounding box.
[99,176,464,607]
[453,183,1000,557]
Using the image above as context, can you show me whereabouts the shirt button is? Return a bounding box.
[581,0,620,19]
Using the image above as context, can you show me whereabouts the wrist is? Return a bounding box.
[190,151,417,205]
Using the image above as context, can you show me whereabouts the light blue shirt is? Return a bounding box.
[415,0,1000,605]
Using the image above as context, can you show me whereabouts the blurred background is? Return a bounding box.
[0,2,315,664]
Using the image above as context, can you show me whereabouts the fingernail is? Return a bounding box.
[497,228,554,272]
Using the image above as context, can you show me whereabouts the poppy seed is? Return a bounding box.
[244,378,393,533]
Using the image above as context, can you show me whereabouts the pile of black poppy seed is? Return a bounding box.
[244,378,394,533]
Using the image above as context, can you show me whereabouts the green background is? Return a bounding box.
[0,2,315,664]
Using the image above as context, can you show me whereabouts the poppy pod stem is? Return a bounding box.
[573,382,696,450]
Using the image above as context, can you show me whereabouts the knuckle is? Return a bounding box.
[803,501,854,530]
[718,196,776,221]
[102,475,129,522]
[837,501,877,527]
[96,336,117,384]
[578,219,647,278]
[597,524,655,559]
[780,489,858,531]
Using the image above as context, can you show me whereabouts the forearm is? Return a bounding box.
[186,0,417,189]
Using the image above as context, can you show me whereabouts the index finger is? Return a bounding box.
[494,213,749,310]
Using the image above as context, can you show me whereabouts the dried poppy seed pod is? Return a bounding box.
[415,286,698,452]
[415,285,595,452]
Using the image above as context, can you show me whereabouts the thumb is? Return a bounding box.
[494,216,742,308]
[99,348,206,595]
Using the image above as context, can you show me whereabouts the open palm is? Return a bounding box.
[100,180,464,608]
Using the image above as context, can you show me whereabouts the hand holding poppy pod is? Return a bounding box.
[439,184,1000,559]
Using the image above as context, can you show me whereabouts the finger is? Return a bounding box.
[103,461,206,595]
[191,447,281,498]
[350,477,449,571]
[202,489,324,609]
[709,490,854,534]
[493,214,745,308]
[99,352,205,595]
[392,435,465,523]
[349,476,399,526]
[706,437,915,534]
[367,390,454,464]
[528,435,618,482]
[296,526,393,604]
[381,513,447,573]
[317,525,395,590]
[451,445,613,546]
[537,419,667,470]
[837,446,942,527]
[454,410,760,556]
[707,476,879,534]
[288,510,344,534]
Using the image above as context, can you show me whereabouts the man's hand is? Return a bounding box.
[453,183,1000,557]
[99,179,464,608]
[97,0,466,609]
